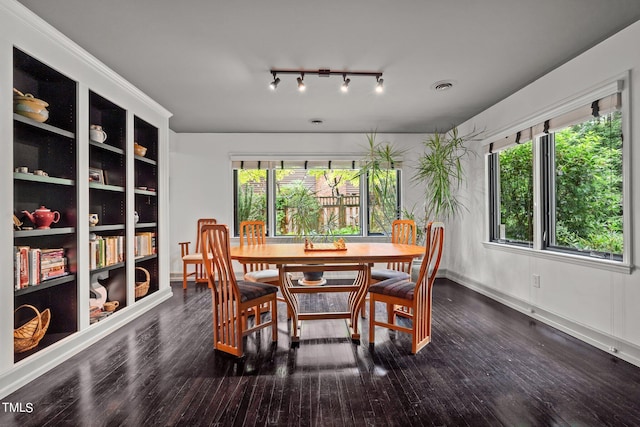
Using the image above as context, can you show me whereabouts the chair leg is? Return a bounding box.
[369,296,375,345]
[271,298,278,342]
[387,302,395,324]
[183,262,188,289]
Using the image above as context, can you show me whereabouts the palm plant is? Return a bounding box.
[413,126,480,221]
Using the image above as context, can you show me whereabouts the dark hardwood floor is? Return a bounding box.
[3,279,640,426]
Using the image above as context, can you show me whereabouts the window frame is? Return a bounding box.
[488,141,535,248]
[484,75,632,273]
[365,168,402,236]
[233,168,270,236]
[232,163,402,238]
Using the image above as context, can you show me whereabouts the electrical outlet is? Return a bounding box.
[532,274,541,288]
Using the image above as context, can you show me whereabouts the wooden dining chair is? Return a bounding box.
[239,220,280,286]
[371,219,417,281]
[368,222,444,354]
[240,220,290,317]
[201,223,278,357]
[361,219,417,317]
[178,218,217,289]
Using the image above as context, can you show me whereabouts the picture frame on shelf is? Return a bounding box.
[88,167,105,184]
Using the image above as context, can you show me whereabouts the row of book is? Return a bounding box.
[14,246,67,290]
[135,232,156,258]
[89,236,125,270]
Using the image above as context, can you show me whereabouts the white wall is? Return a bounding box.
[168,132,427,275]
[452,20,640,365]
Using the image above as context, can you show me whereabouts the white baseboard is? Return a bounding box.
[0,288,172,399]
[444,269,640,368]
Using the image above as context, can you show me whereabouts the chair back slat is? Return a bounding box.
[239,220,271,272]
[387,219,417,272]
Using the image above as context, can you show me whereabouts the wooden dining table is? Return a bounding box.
[230,242,425,344]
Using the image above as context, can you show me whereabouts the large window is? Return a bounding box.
[544,111,623,257]
[488,87,626,264]
[233,161,400,237]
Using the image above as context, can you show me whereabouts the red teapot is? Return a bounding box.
[23,205,61,229]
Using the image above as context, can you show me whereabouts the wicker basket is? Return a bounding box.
[135,267,150,298]
[14,304,51,353]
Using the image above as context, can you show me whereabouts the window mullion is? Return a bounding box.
[267,169,276,237]
[532,137,542,250]
[488,154,500,241]
[361,172,369,236]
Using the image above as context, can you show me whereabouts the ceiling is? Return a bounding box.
[16,0,640,134]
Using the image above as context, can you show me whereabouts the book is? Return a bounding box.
[18,246,29,289]
[28,248,41,286]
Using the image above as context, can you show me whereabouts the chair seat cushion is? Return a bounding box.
[369,278,416,300]
[237,280,279,303]
[370,268,410,282]
[183,253,211,261]
[244,269,279,283]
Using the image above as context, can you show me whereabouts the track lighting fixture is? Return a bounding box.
[269,68,383,93]
[269,73,280,90]
[297,74,306,92]
[341,75,350,93]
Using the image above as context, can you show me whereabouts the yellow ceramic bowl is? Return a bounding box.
[14,94,49,114]
[134,143,147,157]
[15,109,49,123]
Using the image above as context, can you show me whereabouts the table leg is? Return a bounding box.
[278,267,300,344]
[347,264,370,341]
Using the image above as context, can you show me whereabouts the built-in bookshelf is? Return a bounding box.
[13,47,78,362]
[134,116,159,300]
[88,91,127,321]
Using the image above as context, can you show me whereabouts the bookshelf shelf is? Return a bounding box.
[14,274,76,297]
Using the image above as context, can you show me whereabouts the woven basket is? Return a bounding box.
[14,304,51,353]
[135,267,150,298]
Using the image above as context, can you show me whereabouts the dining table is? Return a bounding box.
[230,242,425,344]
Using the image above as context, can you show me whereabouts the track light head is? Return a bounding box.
[297,74,306,92]
[269,76,280,90]
[341,76,350,93]
[375,77,384,93]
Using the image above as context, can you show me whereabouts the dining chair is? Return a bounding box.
[361,219,417,317]
[368,221,444,354]
[239,220,280,286]
[178,218,217,289]
[201,223,278,357]
[240,220,291,317]
[371,219,417,281]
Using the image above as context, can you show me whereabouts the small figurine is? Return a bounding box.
[13,214,23,230]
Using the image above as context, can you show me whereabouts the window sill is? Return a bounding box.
[482,241,633,274]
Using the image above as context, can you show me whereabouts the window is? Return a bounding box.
[274,168,361,236]
[490,141,534,245]
[488,84,626,264]
[233,169,268,233]
[368,169,401,235]
[543,111,623,258]
[232,160,400,237]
